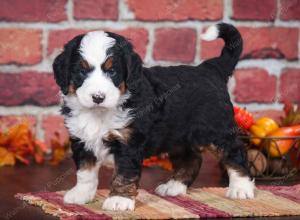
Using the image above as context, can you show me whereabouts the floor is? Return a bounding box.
[1,153,300,220]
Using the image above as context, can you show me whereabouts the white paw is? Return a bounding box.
[102,196,135,211]
[226,176,255,199]
[64,185,96,204]
[155,179,187,196]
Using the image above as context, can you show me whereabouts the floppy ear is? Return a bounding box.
[123,49,143,91]
[52,34,84,95]
[53,51,70,95]
[113,38,142,93]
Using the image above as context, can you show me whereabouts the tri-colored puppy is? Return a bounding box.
[53,23,255,211]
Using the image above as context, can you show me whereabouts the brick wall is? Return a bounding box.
[0,0,299,143]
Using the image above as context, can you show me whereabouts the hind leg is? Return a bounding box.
[155,149,202,196]
[214,138,255,199]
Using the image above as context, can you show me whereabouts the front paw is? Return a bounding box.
[155,179,187,196]
[102,196,135,211]
[226,178,255,199]
[64,185,96,204]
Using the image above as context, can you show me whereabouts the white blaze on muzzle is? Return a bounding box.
[76,31,121,109]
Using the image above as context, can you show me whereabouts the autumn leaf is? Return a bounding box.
[14,154,29,165]
[143,155,173,171]
[0,147,15,166]
[49,148,66,165]
[0,120,69,167]
[0,132,8,146]
[48,132,70,165]
[0,122,36,165]
[34,140,49,153]
[6,123,34,154]
[34,153,44,164]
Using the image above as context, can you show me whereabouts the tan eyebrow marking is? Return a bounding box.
[80,59,90,70]
[103,56,113,71]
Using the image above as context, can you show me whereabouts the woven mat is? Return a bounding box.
[15,184,300,219]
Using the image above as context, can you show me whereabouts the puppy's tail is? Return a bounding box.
[201,23,243,78]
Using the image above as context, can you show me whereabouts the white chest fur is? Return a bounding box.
[63,95,131,160]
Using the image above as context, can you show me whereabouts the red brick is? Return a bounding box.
[201,27,299,60]
[201,38,224,60]
[280,0,300,20]
[234,68,277,103]
[0,115,37,131]
[127,0,223,21]
[279,68,300,103]
[0,72,59,106]
[42,115,69,146]
[113,28,148,59]
[232,0,276,21]
[251,110,284,123]
[48,28,148,59]
[240,27,299,60]
[48,29,87,57]
[0,29,42,65]
[74,0,118,20]
[153,28,196,63]
[0,0,67,22]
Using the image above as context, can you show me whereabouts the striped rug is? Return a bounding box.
[15,184,300,219]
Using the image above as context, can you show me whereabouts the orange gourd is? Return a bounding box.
[266,125,300,157]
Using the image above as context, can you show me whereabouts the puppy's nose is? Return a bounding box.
[92,94,105,104]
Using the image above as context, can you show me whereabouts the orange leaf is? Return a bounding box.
[14,154,30,165]
[0,147,15,166]
[6,123,32,152]
[50,134,62,149]
[34,140,49,153]
[0,132,8,146]
[34,153,44,164]
[49,148,66,165]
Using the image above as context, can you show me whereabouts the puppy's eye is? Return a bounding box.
[102,57,113,71]
[79,59,93,75]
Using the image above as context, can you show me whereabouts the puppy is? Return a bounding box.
[53,23,255,211]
